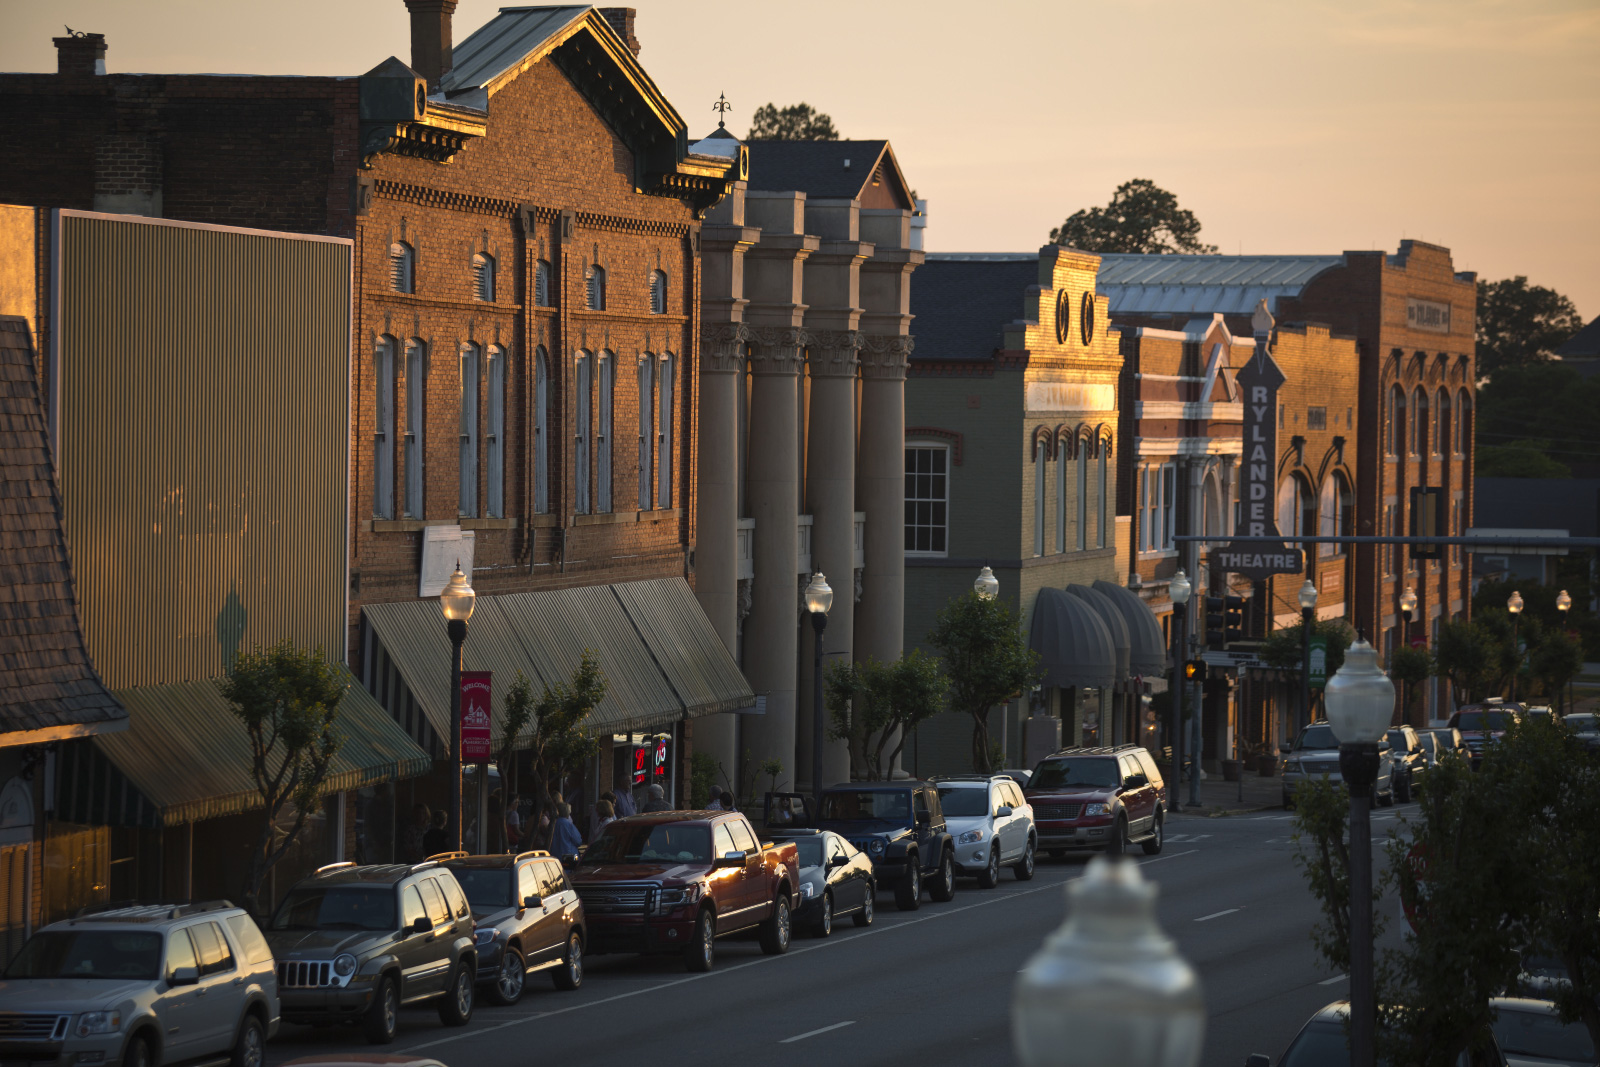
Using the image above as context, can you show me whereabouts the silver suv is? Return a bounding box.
[0,901,279,1067]
[930,775,1037,888]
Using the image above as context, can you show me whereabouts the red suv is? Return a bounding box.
[1024,745,1166,858]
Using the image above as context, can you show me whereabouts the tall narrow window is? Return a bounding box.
[597,351,613,513]
[1412,387,1428,456]
[904,446,949,555]
[473,253,495,302]
[575,352,591,514]
[1455,390,1470,454]
[657,353,674,509]
[586,265,606,310]
[1160,463,1176,550]
[1388,385,1406,456]
[1054,445,1066,553]
[1033,446,1046,557]
[374,336,396,519]
[390,242,414,293]
[403,339,424,517]
[649,270,667,314]
[534,260,552,307]
[534,347,549,514]
[1435,389,1449,457]
[458,343,479,518]
[486,345,504,518]
[638,355,655,509]
[1076,446,1088,551]
[1096,448,1108,548]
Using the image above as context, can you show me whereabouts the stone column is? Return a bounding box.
[855,336,912,670]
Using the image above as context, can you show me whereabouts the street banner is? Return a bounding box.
[460,671,492,762]
[1308,635,1329,689]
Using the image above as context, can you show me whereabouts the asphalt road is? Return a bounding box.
[264,805,1416,1067]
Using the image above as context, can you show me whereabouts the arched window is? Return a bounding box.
[1075,445,1088,551]
[657,353,674,509]
[1412,387,1428,456]
[649,270,667,315]
[1435,388,1450,458]
[403,339,425,518]
[534,260,552,308]
[1318,473,1353,557]
[1053,444,1066,554]
[390,242,414,294]
[458,343,479,518]
[374,336,396,519]
[597,351,614,513]
[534,347,549,514]
[473,253,495,302]
[1278,474,1314,537]
[574,352,592,514]
[638,354,655,509]
[1096,447,1108,548]
[586,265,606,311]
[1456,390,1471,455]
[1033,442,1046,558]
[1388,385,1406,456]
[486,345,504,517]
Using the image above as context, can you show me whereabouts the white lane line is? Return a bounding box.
[1319,974,1349,986]
[1192,834,1213,841]
[1139,849,1199,866]
[781,1021,855,1044]
[1194,907,1241,922]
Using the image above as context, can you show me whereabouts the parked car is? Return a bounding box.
[1420,726,1471,767]
[1562,713,1600,754]
[1281,721,1395,809]
[431,851,584,1005]
[569,810,798,972]
[1489,996,1597,1067]
[264,860,476,1044]
[931,774,1038,887]
[0,900,279,1067]
[1024,744,1166,857]
[1387,725,1428,802]
[812,782,957,911]
[762,829,875,936]
[1244,1000,1508,1065]
[1523,704,1559,722]
[1450,700,1525,768]
[998,768,1033,789]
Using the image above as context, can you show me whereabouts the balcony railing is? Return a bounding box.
[797,515,813,575]
[736,518,755,581]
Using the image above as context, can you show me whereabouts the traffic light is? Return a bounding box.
[1205,595,1246,647]
[1184,659,1208,683]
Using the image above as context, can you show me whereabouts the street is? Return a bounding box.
[263,805,1416,1067]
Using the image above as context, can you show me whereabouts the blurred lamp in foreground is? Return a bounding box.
[1299,579,1318,612]
[1507,590,1524,616]
[1557,590,1572,614]
[1325,638,1394,745]
[1398,587,1417,618]
[1168,569,1191,606]
[975,566,1000,601]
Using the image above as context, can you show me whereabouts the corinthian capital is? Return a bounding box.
[807,329,863,378]
[748,326,810,375]
[858,333,914,380]
[700,321,750,373]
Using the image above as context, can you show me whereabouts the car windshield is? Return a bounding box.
[585,823,711,864]
[1566,714,1597,731]
[1386,729,1409,749]
[4,931,162,980]
[1455,711,1509,731]
[819,791,910,821]
[1297,725,1341,750]
[1491,1007,1596,1060]
[936,787,990,816]
[1029,758,1119,790]
[449,868,512,910]
[270,886,397,931]
[792,838,825,867]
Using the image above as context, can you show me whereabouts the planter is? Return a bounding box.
[1221,759,1244,782]
[1256,754,1280,778]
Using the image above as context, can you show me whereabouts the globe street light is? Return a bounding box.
[1013,855,1204,1067]
[804,572,834,809]
[1299,579,1318,733]
[1507,590,1524,703]
[1168,570,1191,814]
[440,563,476,853]
[1325,638,1396,1067]
[1558,590,1573,713]
[975,565,1000,601]
[1399,586,1417,723]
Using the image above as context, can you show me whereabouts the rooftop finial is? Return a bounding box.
[713,91,732,129]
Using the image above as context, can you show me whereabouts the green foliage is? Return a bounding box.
[1049,179,1217,254]
[1475,276,1584,379]
[518,652,606,844]
[1389,645,1434,716]
[1475,362,1600,481]
[1474,576,1600,664]
[1529,629,1583,703]
[927,592,1042,772]
[1435,618,1504,703]
[1261,619,1354,679]
[1290,777,1365,973]
[825,650,947,780]
[218,640,346,917]
[758,758,785,795]
[689,751,718,810]
[748,102,839,140]
[1476,439,1572,479]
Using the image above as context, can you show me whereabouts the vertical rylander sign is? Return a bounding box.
[1214,301,1305,579]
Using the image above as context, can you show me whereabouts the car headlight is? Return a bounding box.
[957,829,984,845]
[799,882,815,900]
[654,884,705,913]
[1084,803,1111,816]
[1285,760,1302,773]
[332,953,358,977]
[473,928,501,946]
[74,1012,121,1038]
[868,838,886,856]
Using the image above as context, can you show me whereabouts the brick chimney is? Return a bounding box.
[404,0,458,89]
[53,32,106,77]
[599,8,640,56]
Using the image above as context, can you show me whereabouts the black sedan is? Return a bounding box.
[767,829,875,937]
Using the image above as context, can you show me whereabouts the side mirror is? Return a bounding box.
[1245,1056,1271,1067]
[996,805,1014,817]
[1279,744,1291,754]
[915,810,931,825]
[1123,774,1148,790]
[411,915,431,934]
[522,894,542,910]
[714,850,747,868]
[169,965,199,986]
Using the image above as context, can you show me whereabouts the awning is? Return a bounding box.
[1093,580,1169,676]
[361,577,754,743]
[1029,587,1116,689]
[1067,585,1129,680]
[79,669,432,827]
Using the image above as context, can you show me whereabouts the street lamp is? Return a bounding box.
[1299,579,1318,733]
[1168,570,1191,814]
[1558,590,1573,712]
[1325,638,1396,1067]
[1012,855,1204,1067]
[804,572,834,808]
[440,563,476,853]
[975,565,1000,601]
[1507,590,1524,703]
[1399,586,1417,724]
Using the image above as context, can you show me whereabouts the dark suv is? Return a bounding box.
[1024,745,1167,857]
[434,851,585,1005]
[1386,725,1427,802]
[264,861,476,1044]
[812,782,956,911]
[1450,701,1524,769]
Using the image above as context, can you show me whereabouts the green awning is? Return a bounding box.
[93,668,432,827]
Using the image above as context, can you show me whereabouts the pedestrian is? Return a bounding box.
[505,795,523,851]
[643,783,671,813]
[550,801,584,858]
[720,788,738,812]
[590,799,616,843]
[401,803,430,863]
[421,808,449,857]
[614,787,637,817]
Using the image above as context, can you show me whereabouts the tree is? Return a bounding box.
[1388,645,1434,719]
[1475,276,1584,379]
[1476,440,1572,479]
[1529,628,1583,704]
[1476,362,1600,480]
[926,592,1041,772]
[1048,179,1217,255]
[504,653,606,847]
[218,640,346,918]
[824,651,947,780]
[748,102,839,141]
[1261,619,1354,719]
[1436,617,1515,704]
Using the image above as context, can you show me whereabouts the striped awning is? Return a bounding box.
[361,577,753,745]
[1068,585,1130,680]
[1092,580,1169,677]
[1029,587,1117,690]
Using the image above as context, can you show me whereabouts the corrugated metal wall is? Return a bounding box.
[54,213,351,688]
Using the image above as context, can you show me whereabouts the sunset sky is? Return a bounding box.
[5,0,1596,317]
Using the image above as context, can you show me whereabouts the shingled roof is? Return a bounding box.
[744,140,913,205]
[0,316,126,746]
[910,254,1043,362]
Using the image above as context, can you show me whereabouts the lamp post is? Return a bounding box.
[1298,579,1318,733]
[1012,855,1204,1067]
[1558,590,1573,713]
[1325,638,1396,1067]
[975,565,1000,601]
[1168,570,1191,815]
[1399,586,1417,724]
[804,573,834,809]
[440,563,476,853]
[1507,590,1524,703]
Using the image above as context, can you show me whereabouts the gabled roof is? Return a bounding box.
[1096,253,1345,316]
[745,140,912,206]
[440,6,592,96]
[910,254,1041,361]
[1556,315,1600,360]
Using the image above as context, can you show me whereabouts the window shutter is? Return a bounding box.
[638,356,654,509]
[535,261,550,307]
[657,354,673,508]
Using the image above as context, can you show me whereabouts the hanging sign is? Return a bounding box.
[1308,635,1329,689]
[460,671,493,762]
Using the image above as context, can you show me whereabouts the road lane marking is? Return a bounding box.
[1138,849,1198,866]
[1193,908,1241,922]
[1319,974,1349,985]
[780,1021,855,1044]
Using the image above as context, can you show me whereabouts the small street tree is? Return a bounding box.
[1435,618,1502,704]
[218,640,345,918]
[1261,619,1353,719]
[1049,178,1217,254]
[506,653,606,845]
[824,650,947,780]
[748,102,839,140]
[1388,645,1434,720]
[926,592,1041,772]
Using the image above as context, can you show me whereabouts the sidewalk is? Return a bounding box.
[1165,766,1285,817]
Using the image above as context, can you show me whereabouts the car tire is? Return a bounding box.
[1141,811,1164,856]
[436,963,474,1027]
[229,1013,264,1067]
[759,895,791,955]
[1106,815,1128,856]
[929,849,957,902]
[894,858,922,911]
[977,844,1001,889]
[362,976,398,1044]
[1014,836,1036,881]
[853,885,875,927]
[552,932,583,991]
[487,945,525,1005]
[685,909,715,972]
[122,1034,152,1067]
[815,891,833,938]
[1398,772,1412,804]
[1377,782,1395,808]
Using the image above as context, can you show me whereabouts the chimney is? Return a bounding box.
[404,0,458,89]
[599,8,641,56]
[53,31,107,77]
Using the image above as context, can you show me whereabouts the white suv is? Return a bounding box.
[931,775,1037,888]
[0,901,279,1067]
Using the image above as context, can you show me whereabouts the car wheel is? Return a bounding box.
[1398,772,1412,804]
[436,963,473,1027]
[1106,815,1128,856]
[929,849,957,902]
[1377,781,1395,808]
[759,895,791,955]
[362,976,398,1044]
[229,1014,264,1067]
[552,931,583,991]
[1141,811,1164,856]
[853,885,875,927]
[122,1035,151,1067]
[894,858,922,911]
[1014,836,1036,881]
[685,909,715,972]
[488,945,525,1005]
[976,843,1001,890]
[815,891,833,938]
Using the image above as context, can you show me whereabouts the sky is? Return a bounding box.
[4,0,1597,318]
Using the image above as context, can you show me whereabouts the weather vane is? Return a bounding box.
[712,91,732,129]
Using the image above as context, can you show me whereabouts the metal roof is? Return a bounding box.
[440,6,590,93]
[1095,254,1345,316]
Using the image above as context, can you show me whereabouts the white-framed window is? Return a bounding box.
[586,265,606,311]
[649,270,667,315]
[657,353,674,509]
[1161,463,1176,549]
[905,445,949,556]
[390,242,414,294]
[534,260,552,307]
[1033,447,1046,557]
[1096,448,1108,548]
[1138,462,1176,554]
[458,343,479,518]
[374,335,396,519]
[486,345,504,518]
[1076,447,1088,551]
[597,351,614,513]
[472,253,495,302]
[638,354,655,509]
[1278,474,1315,539]
[575,352,592,514]
[534,347,549,514]
[1054,447,1066,554]
[1319,472,1353,556]
[402,339,425,518]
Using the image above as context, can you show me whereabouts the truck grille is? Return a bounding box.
[277,960,334,987]
[1035,803,1082,821]
[1303,761,1340,775]
[0,1014,71,1040]
[574,883,655,914]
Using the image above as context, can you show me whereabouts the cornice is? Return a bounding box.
[374,180,693,237]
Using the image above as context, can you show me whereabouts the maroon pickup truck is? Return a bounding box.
[568,811,799,972]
